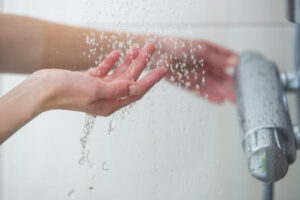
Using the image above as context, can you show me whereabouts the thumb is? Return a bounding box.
[100,80,142,99]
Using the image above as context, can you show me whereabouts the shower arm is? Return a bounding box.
[281,70,300,150]
[293,124,300,149]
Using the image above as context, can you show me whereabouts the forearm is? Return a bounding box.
[0,74,49,144]
[0,13,147,73]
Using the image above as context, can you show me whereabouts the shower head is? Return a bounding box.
[235,52,297,182]
[286,0,300,23]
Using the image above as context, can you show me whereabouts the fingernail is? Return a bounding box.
[130,47,139,59]
[129,84,142,96]
[112,50,120,57]
[162,67,168,72]
[227,56,239,66]
[145,43,155,54]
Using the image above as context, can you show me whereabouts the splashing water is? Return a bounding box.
[79,114,97,169]
[107,115,116,135]
[75,3,209,197]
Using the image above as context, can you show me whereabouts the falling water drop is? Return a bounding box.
[68,189,76,199]
[108,119,114,135]
[79,114,97,169]
[89,186,95,193]
[102,161,109,171]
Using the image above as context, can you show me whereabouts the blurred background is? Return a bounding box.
[0,0,300,199]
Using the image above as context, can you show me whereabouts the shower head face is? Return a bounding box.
[235,52,297,182]
[245,128,289,182]
[287,0,300,23]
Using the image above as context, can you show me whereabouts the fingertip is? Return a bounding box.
[130,46,140,59]
[160,68,168,77]
[111,50,121,58]
[156,66,167,72]
[144,43,156,54]
[226,55,239,67]
[194,91,224,104]
[153,67,168,80]
[208,95,224,104]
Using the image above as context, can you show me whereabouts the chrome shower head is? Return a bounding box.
[235,52,297,182]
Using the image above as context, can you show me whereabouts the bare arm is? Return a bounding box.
[0,13,145,73]
[0,13,239,103]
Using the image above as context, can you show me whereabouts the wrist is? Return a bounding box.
[29,69,59,113]
[0,70,56,143]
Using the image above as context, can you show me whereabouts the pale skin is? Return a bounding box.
[0,14,239,144]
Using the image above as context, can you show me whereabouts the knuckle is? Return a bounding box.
[115,82,129,97]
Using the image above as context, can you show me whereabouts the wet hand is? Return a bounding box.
[155,38,238,103]
[34,43,166,116]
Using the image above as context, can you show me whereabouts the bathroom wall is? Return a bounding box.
[1,0,300,200]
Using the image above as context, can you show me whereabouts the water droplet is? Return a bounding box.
[68,189,76,199]
[107,116,115,135]
[79,114,96,169]
[102,162,109,171]
[89,186,95,193]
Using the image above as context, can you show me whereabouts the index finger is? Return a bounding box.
[94,67,167,115]
[121,43,156,81]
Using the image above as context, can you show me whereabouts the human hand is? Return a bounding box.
[33,43,166,116]
[154,38,238,103]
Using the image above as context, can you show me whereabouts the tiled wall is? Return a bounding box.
[1,0,300,200]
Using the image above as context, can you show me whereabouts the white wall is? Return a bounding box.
[1,0,300,200]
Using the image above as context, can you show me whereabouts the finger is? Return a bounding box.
[206,49,238,69]
[193,87,224,104]
[204,77,235,103]
[95,79,142,99]
[104,46,140,81]
[95,67,167,116]
[198,41,238,68]
[121,43,156,81]
[88,50,120,77]
[210,69,235,88]
[111,46,140,77]
[202,41,237,57]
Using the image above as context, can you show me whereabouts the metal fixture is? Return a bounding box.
[235,52,298,183]
[234,2,300,199]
